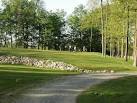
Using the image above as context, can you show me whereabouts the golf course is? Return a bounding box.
[0,48,137,103]
[1,0,137,102]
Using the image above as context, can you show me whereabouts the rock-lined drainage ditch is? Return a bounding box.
[0,56,114,73]
[0,56,79,71]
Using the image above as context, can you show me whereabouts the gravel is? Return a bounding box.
[0,73,134,103]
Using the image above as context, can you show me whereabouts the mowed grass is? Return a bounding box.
[0,64,76,96]
[77,76,137,103]
[0,48,136,71]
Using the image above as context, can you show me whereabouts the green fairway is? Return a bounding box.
[77,76,137,103]
[1,0,137,102]
[0,48,136,72]
[0,64,76,96]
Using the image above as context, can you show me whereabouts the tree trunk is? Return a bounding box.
[121,37,124,58]
[133,29,137,66]
[10,35,13,48]
[133,11,137,67]
[4,34,7,47]
[38,27,40,50]
[101,0,105,56]
[90,27,93,52]
[125,36,129,61]
[15,34,18,48]
[117,39,120,57]
[104,0,109,56]
[104,35,106,56]
[109,38,112,57]
[38,42,40,50]
[80,32,83,51]
[121,21,125,58]
[125,6,129,61]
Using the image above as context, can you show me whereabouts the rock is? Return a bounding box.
[102,70,107,73]
[0,56,79,71]
[110,70,114,73]
[0,56,115,73]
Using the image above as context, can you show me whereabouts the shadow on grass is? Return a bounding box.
[77,76,137,103]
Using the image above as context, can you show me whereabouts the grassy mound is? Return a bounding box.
[0,48,136,72]
[77,76,137,103]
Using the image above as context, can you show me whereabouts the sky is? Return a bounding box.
[43,0,88,15]
[0,0,88,15]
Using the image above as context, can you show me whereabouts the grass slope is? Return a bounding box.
[77,76,137,103]
[0,64,76,96]
[0,48,136,71]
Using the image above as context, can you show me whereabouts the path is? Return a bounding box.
[1,73,136,103]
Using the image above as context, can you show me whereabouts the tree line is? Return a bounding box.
[0,0,102,52]
[1,0,137,66]
[0,0,66,50]
[68,0,137,66]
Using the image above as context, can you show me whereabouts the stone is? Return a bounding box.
[0,56,79,71]
[110,70,114,73]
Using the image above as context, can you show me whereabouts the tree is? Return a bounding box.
[67,4,87,51]
[0,0,66,50]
